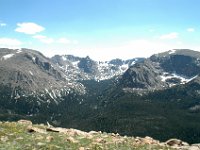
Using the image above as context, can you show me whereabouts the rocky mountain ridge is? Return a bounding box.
[118,49,200,93]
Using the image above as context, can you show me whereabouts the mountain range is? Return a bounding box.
[0,48,200,144]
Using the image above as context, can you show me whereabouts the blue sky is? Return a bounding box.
[0,0,200,60]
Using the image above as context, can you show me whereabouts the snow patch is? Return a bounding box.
[120,64,129,70]
[2,53,15,60]
[161,72,198,85]
[62,56,67,61]
[169,49,176,54]
[32,57,36,62]
[16,49,22,53]
[98,61,109,67]
[95,62,129,81]
[72,61,80,67]
[131,61,136,65]
[45,88,59,104]
[29,71,33,75]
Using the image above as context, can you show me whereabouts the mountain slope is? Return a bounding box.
[0,48,85,115]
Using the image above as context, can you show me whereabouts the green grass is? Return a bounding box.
[0,121,175,150]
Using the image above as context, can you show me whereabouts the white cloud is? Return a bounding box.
[116,40,174,58]
[0,23,6,27]
[0,38,22,48]
[187,28,195,32]
[40,38,54,44]
[33,35,78,45]
[88,39,185,60]
[35,38,200,61]
[57,38,79,44]
[15,22,45,35]
[33,35,54,44]
[159,32,179,40]
[33,35,47,39]
[57,38,71,44]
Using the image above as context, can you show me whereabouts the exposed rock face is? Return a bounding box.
[78,56,99,74]
[108,58,124,66]
[120,60,166,90]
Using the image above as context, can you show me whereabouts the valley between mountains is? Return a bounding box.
[0,48,200,144]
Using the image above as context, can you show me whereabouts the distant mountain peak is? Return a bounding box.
[118,49,200,92]
[51,54,144,81]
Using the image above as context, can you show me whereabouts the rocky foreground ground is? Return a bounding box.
[0,120,199,150]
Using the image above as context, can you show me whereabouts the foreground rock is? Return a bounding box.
[166,139,189,147]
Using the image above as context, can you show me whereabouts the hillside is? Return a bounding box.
[1,120,198,150]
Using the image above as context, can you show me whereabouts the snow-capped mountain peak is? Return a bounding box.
[51,55,144,81]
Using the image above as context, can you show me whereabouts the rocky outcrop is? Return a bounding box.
[78,56,99,74]
[119,59,166,90]
[18,119,32,125]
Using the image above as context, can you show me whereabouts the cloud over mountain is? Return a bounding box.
[15,22,45,35]
[160,32,179,40]
[0,38,22,48]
